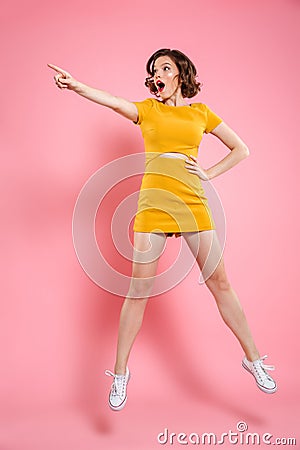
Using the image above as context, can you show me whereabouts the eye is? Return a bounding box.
[163,66,170,71]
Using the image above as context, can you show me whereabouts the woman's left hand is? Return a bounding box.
[185,155,210,181]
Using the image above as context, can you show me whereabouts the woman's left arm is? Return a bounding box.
[185,122,250,180]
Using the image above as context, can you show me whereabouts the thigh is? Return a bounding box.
[131,232,167,278]
[183,230,224,282]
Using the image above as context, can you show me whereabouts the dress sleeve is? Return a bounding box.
[204,104,223,133]
[132,98,154,125]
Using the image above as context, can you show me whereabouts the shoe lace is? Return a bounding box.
[253,355,275,382]
[105,370,126,398]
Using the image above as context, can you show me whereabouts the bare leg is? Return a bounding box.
[114,232,167,374]
[183,230,260,362]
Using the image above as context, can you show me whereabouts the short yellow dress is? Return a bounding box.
[132,98,223,237]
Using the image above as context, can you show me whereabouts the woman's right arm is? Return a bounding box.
[47,64,138,122]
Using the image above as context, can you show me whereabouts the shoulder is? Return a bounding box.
[190,103,210,112]
[132,98,156,125]
[133,97,156,114]
[133,97,155,107]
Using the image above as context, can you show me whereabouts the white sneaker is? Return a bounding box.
[105,367,130,411]
[242,355,277,394]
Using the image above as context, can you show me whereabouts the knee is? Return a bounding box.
[128,276,154,299]
[205,270,231,292]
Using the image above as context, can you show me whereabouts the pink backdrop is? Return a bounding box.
[1,0,299,448]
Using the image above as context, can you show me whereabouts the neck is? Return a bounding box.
[162,87,189,107]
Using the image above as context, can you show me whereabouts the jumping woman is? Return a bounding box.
[48,48,277,411]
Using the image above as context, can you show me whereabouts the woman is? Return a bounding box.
[48,48,277,411]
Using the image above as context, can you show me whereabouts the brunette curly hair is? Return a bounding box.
[145,48,202,98]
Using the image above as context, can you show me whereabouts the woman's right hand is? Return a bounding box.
[47,63,138,122]
[47,64,79,91]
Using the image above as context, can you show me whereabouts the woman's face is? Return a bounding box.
[152,56,181,99]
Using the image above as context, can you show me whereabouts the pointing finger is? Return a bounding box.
[48,63,64,73]
[47,63,70,77]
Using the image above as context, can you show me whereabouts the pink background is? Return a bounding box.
[1,0,299,449]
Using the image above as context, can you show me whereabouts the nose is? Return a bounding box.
[154,68,161,79]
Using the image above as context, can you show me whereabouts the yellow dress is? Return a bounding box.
[132,98,222,237]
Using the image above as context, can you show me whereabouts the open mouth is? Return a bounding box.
[156,80,165,93]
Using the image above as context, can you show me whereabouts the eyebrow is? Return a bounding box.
[153,62,172,70]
